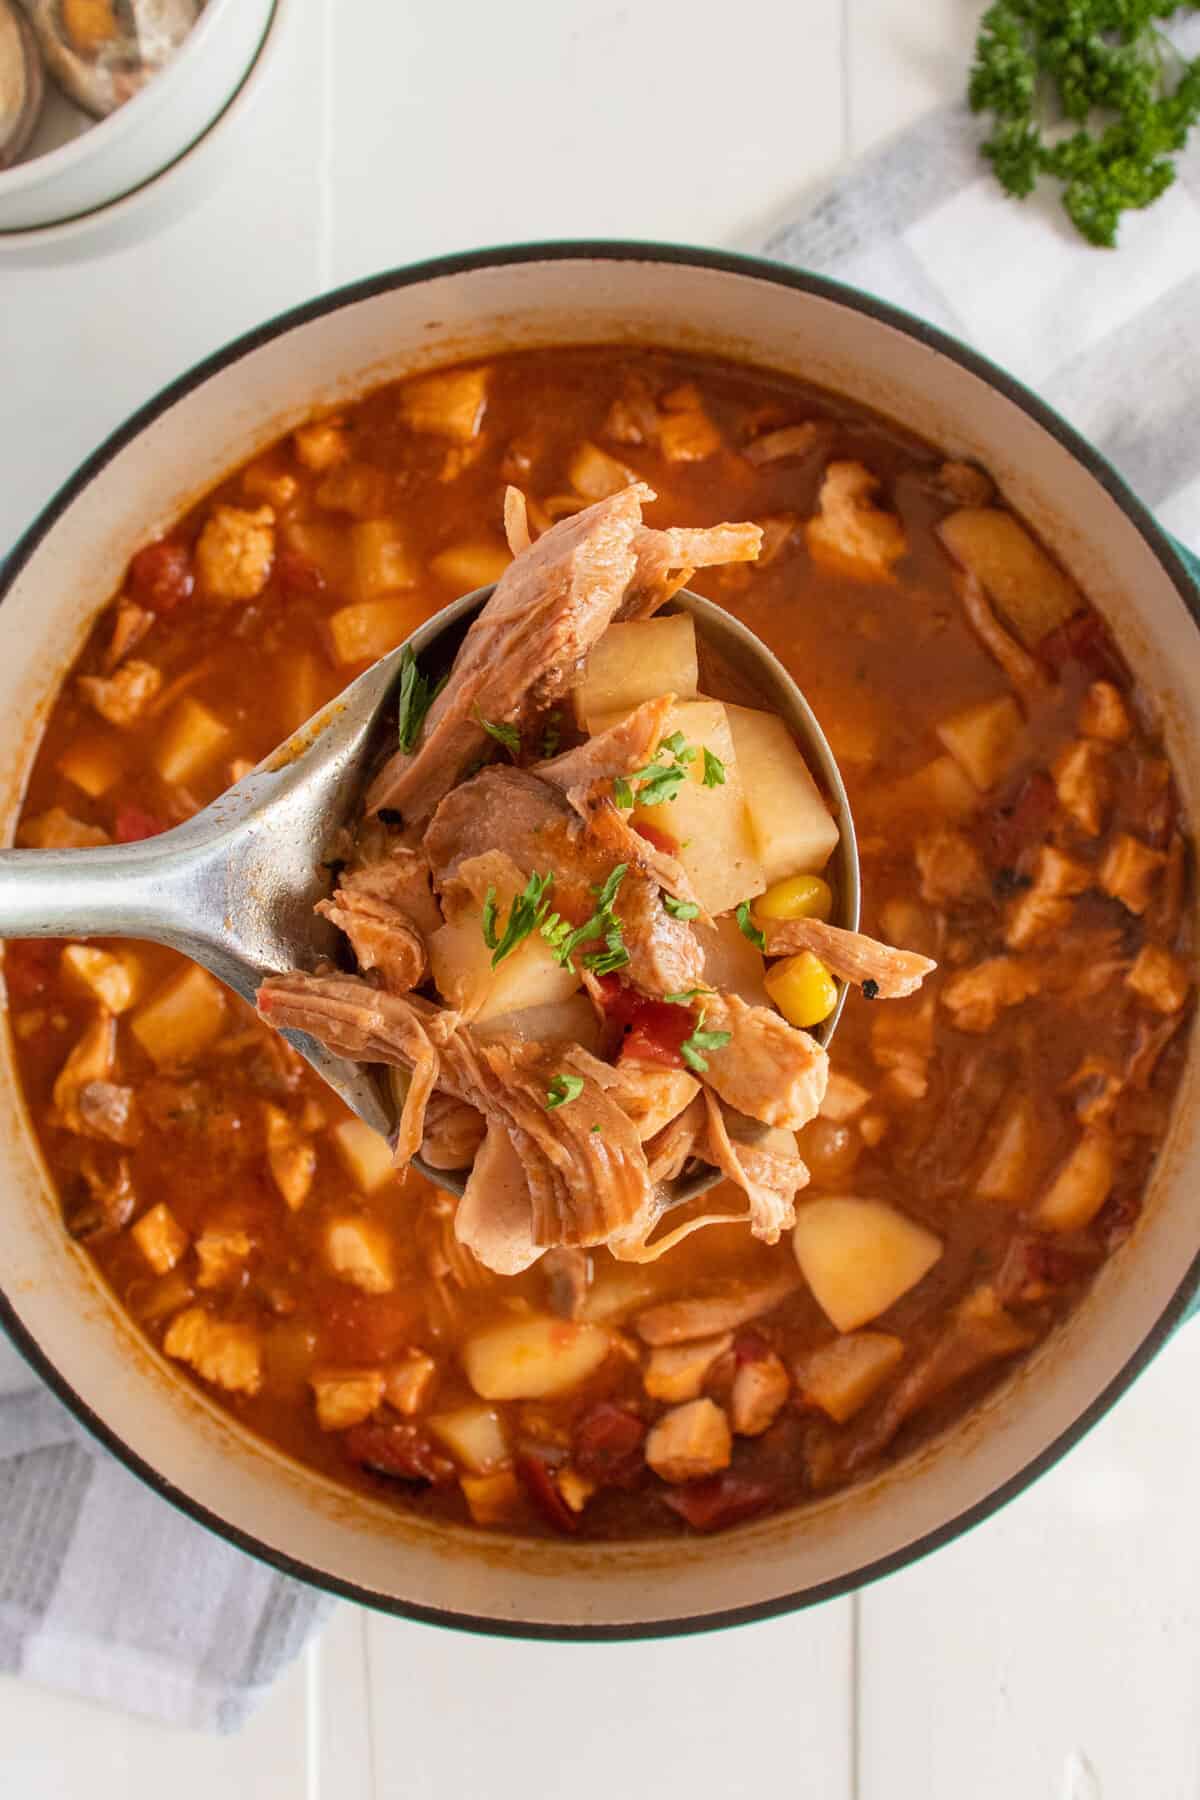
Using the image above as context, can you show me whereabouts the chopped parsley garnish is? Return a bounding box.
[736,900,766,950]
[396,647,445,754]
[659,730,697,765]
[663,895,700,920]
[590,1122,603,1134]
[546,1072,585,1110]
[632,760,688,808]
[662,986,717,1005]
[540,712,563,759]
[541,863,631,974]
[680,1007,732,1074]
[482,870,556,966]
[477,713,521,756]
[612,733,699,810]
[702,748,726,788]
[969,2,1200,246]
[613,776,634,810]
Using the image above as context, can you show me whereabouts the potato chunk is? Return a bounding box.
[130,965,226,1068]
[806,461,907,582]
[430,870,581,1022]
[400,366,487,441]
[311,1369,385,1431]
[730,1350,790,1436]
[61,945,142,1014]
[792,1197,943,1332]
[575,614,698,730]
[429,542,512,592]
[633,699,764,916]
[385,1349,438,1416]
[154,697,230,786]
[1099,833,1165,916]
[462,1316,611,1400]
[78,659,162,729]
[293,420,349,471]
[350,519,417,601]
[327,595,426,665]
[195,504,274,602]
[795,1331,905,1422]
[57,733,124,798]
[195,1225,254,1289]
[644,1334,733,1404]
[645,1398,732,1482]
[131,1202,188,1275]
[938,508,1080,647]
[428,1404,509,1473]
[724,703,839,883]
[695,914,768,1007]
[1127,944,1191,1014]
[330,1118,396,1194]
[461,1470,524,1527]
[936,696,1023,791]
[976,1099,1037,1206]
[1036,1130,1114,1232]
[164,1307,261,1396]
[325,1216,395,1294]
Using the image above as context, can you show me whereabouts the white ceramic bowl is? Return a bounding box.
[1,245,1197,1636]
[0,0,277,237]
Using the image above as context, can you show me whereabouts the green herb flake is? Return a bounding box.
[662,986,717,1005]
[487,870,555,967]
[680,1007,732,1074]
[481,885,499,951]
[968,2,1200,248]
[736,899,767,950]
[477,713,521,756]
[702,748,726,788]
[635,763,688,808]
[613,776,634,811]
[395,648,445,754]
[590,1122,603,1134]
[663,895,700,920]
[546,1073,585,1110]
[540,712,563,759]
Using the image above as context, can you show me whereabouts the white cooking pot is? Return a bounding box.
[1,245,1197,1636]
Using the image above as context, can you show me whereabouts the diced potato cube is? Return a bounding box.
[795,1331,905,1422]
[133,1268,195,1326]
[883,755,980,824]
[154,697,230,786]
[293,419,349,471]
[78,659,163,730]
[164,1307,261,1395]
[568,441,639,499]
[351,519,418,601]
[57,733,124,798]
[557,1467,597,1514]
[614,1066,700,1141]
[400,366,488,441]
[792,1197,943,1332]
[269,1139,318,1211]
[195,1224,254,1288]
[1078,681,1131,744]
[327,595,426,665]
[241,461,299,510]
[575,615,698,729]
[61,945,142,1014]
[462,1315,611,1400]
[1098,833,1165,916]
[429,542,512,592]
[428,1403,509,1473]
[325,1216,395,1293]
[644,1397,732,1482]
[644,1333,733,1403]
[634,700,764,916]
[473,993,601,1054]
[1036,1130,1114,1233]
[264,1323,318,1399]
[461,1470,524,1527]
[385,1349,437,1415]
[16,808,109,849]
[311,1368,385,1431]
[656,405,721,462]
[695,914,768,1007]
[1127,944,1191,1015]
[936,696,1023,792]
[938,508,1080,647]
[330,1118,396,1193]
[131,1202,188,1274]
[279,652,323,735]
[430,875,581,1022]
[730,1349,790,1436]
[724,704,839,882]
[820,1072,872,1123]
[130,965,226,1068]
[976,1099,1037,1206]
[282,518,352,589]
[195,505,274,602]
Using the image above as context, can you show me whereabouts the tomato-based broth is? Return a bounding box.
[5,348,1193,1540]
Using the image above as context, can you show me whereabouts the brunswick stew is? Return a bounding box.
[6,348,1193,1538]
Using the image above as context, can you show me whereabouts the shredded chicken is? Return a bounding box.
[953,568,1047,701]
[367,484,652,822]
[759,916,936,999]
[317,875,428,995]
[941,957,1041,1034]
[616,521,763,621]
[1053,738,1111,836]
[645,1092,707,1183]
[805,461,907,583]
[419,1092,486,1169]
[635,1272,799,1346]
[78,658,162,729]
[503,484,532,556]
[535,695,672,796]
[915,827,988,907]
[104,597,153,671]
[702,1093,809,1243]
[698,991,829,1131]
[743,422,829,466]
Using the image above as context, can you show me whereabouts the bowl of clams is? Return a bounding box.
[0,0,280,243]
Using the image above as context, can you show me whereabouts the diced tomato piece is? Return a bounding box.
[343,1421,455,1485]
[661,1473,776,1533]
[114,804,167,843]
[1037,610,1124,685]
[274,548,326,601]
[595,978,696,1070]
[320,1290,420,1364]
[986,770,1057,871]
[516,1453,578,1534]
[573,1402,646,1490]
[634,821,679,856]
[127,540,194,614]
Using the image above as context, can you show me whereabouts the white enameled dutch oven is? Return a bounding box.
[0,244,1197,1638]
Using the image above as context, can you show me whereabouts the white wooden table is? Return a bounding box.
[5,1,1199,1791]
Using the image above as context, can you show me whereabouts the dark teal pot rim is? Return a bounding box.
[1,239,1197,1639]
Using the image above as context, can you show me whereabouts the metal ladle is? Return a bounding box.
[0,586,859,1205]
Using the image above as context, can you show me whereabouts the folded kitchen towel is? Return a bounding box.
[766,13,1200,556]
[4,19,1200,1736]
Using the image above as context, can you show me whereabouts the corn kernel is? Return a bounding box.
[765,951,838,1028]
[755,873,834,923]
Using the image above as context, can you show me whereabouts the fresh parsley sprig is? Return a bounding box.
[477,713,521,756]
[680,1006,732,1074]
[663,895,700,921]
[612,732,699,811]
[396,648,445,754]
[546,1073,584,1109]
[736,900,766,950]
[482,870,556,967]
[969,3,1200,246]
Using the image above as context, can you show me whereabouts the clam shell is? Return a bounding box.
[23,0,201,120]
[0,0,44,169]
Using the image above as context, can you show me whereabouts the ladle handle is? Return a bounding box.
[0,842,182,943]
